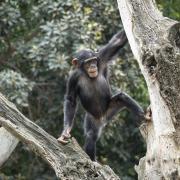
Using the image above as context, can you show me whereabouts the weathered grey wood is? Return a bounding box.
[0,127,19,167]
[117,0,180,179]
[0,93,120,179]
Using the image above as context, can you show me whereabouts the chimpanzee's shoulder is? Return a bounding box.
[68,69,82,83]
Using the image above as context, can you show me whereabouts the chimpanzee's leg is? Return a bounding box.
[106,92,144,122]
[84,114,102,161]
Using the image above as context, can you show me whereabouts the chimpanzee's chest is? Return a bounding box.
[77,75,111,118]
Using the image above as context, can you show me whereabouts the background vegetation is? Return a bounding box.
[0,0,179,179]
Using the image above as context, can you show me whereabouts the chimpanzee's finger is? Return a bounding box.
[57,136,69,144]
[63,133,71,139]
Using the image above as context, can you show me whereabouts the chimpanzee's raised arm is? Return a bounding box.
[97,30,127,62]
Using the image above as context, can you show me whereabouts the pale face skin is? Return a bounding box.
[84,58,98,78]
[88,68,98,78]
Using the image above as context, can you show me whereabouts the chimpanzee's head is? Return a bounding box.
[72,49,98,78]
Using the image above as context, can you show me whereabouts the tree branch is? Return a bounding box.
[0,127,19,167]
[0,93,120,179]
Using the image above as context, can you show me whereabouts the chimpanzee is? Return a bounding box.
[57,30,145,161]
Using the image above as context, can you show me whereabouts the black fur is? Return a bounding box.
[62,30,145,161]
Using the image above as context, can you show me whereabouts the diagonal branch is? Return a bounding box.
[0,92,120,179]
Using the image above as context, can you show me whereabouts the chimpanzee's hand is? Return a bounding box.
[145,105,152,121]
[138,105,152,122]
[109,30,127,47]
[57,128,71,144]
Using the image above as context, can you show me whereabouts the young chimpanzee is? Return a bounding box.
[58,30,145,161]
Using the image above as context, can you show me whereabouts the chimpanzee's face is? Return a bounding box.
[83,57,98,78]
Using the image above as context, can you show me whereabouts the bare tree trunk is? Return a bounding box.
[0,128,19,167]
[0,93,120,179]
[117,0,180,179]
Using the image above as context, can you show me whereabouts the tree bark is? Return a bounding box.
[117,0,180,179]
[0,128,19,167]
[0,93,120,179]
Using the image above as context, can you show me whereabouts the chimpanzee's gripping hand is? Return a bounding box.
[139,105,152,122]
[57,128,71,144]
[145,105,152,121]
[109,30,127,47]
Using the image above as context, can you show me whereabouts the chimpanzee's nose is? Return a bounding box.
[90,64,97,68]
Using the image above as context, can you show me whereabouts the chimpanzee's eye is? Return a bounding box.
[84,57,97,67]
[91,59,97,64]
[87,61,91,66]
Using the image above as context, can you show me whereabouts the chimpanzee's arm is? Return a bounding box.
[98,30,127,62]
[62,73,78,135]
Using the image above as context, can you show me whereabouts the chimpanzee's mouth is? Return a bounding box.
[88,69,98,78]
[89,67,98,73]
[89,70,97,73]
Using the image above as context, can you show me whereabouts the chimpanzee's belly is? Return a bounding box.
[78,75,111,118]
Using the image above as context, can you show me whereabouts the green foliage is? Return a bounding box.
[0,70,34,107]
[157,0,180,20]
[0,0,178,179]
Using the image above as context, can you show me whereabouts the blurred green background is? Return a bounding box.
[0,0,179,179]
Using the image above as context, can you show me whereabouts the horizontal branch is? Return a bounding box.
[0,93,120,179]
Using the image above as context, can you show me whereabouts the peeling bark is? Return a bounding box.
[0,93,120,179]
[117,0,180,179]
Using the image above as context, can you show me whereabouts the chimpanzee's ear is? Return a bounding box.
[72,58,78,66]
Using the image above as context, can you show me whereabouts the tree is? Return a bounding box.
[117,0,180,179]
